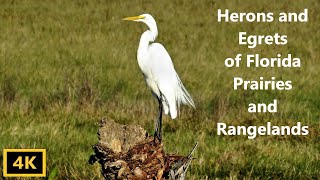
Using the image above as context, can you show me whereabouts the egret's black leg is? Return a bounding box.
[154,94,163,142]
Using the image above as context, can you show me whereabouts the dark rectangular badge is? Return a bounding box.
[3,149,46,177]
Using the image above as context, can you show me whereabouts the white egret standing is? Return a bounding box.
[123,14,195,141]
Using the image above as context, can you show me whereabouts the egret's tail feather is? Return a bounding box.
[162,100,169,115]
[170,106,177,119]
[176,74,195,109]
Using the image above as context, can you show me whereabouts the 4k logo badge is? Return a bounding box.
[3,149,46,177]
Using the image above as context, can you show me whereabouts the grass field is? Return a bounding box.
[0,0,319,179]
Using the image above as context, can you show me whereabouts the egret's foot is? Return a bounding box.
[153,131,162,143]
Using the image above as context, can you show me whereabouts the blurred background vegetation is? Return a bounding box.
[0,0,319,179]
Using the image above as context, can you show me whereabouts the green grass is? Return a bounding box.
[0,0,319,179]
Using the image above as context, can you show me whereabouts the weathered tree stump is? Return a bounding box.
[89,118,197,180]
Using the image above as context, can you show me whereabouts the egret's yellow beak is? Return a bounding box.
[122,15,145,21]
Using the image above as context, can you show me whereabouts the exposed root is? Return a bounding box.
[89,118,197,180]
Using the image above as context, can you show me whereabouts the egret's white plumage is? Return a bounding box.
[123,14,195,139]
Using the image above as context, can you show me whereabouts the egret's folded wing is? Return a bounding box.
[149,43,178,119]
[148,43,195,119]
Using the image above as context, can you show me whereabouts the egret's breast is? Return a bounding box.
[137,48,160,97]
[137,54,149,74]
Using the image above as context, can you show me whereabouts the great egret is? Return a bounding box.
[123,14,195,141]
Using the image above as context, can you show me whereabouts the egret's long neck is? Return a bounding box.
[137,22,158,59]
[138,31,153,56]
